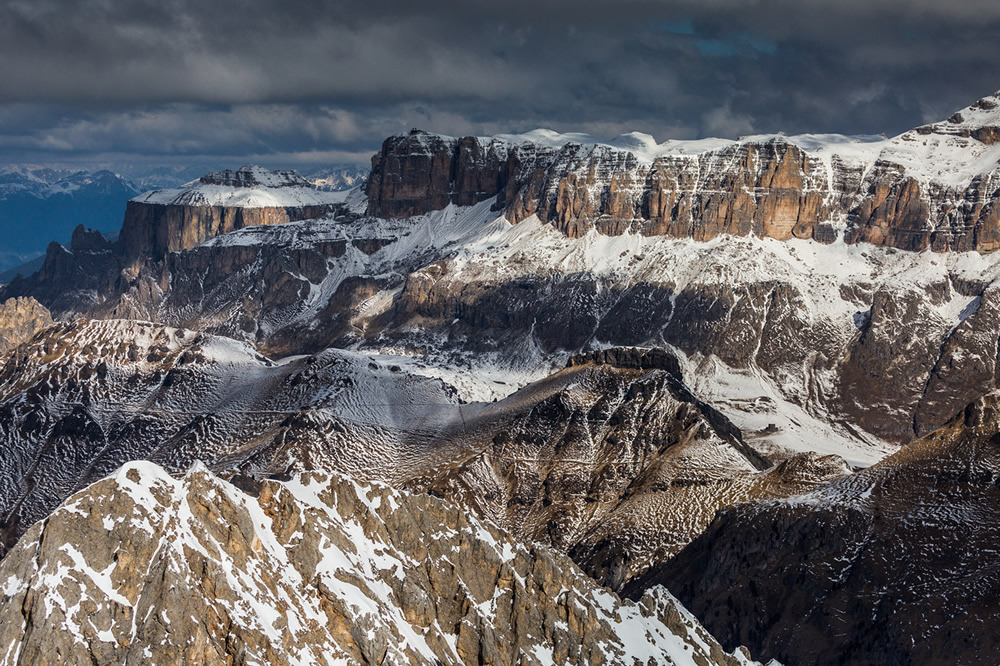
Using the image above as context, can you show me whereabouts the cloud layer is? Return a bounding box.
[2,0,999,168]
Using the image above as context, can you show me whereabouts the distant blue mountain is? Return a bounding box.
[0,167,140,272]
[0,163,369,276]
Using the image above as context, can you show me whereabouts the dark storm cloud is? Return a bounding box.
[1,0,999,168]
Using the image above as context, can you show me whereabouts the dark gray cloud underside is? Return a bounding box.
[1,0,998,168]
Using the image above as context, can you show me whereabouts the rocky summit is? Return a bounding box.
[4,90,1000,664]
[0,462,763,665]
[366,94,1000,253]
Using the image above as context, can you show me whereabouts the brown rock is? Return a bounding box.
[0,296,52,357]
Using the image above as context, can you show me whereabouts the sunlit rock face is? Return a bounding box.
[368,93,1000,253]
[0,462,763,666]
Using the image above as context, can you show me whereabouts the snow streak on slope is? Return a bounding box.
[162,196,1000,464]
[0,462,765,666]
[382,209,1000,464]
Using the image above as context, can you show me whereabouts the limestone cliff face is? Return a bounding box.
[0,462,762,666]
[118,201,337,262]
[367,94,1000,253]
[116,164,348,263]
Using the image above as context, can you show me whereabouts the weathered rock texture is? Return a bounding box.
[118,200,338,262]
[627,394,1000,666]
[368,94,1000,254]
[0,316,848,592]
[0,315,816,585]
[0,318,463,555]
[404,350,849,588]
[0,297,51,356]
[0,462,762,666]
[10,95,1000,456]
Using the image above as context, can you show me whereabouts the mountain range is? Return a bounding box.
[0,164,369,276]
[3,91,1000,663]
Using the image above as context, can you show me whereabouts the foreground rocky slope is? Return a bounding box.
[0,461,762,665]
[627,394,1000,666]
[0,317,463,553]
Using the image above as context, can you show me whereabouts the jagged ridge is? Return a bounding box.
[0,461,763,665]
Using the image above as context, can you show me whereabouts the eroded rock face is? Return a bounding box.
[0,321,849,594]
[402,352,849,588]
[118,200,338,263]
[0,462,762,666]
[366,133,846,243]
[367,93,1000,254]
[10,96,1000,456]
[628,394,1000,666]
[0,318,466,554]
[0,297,52,356]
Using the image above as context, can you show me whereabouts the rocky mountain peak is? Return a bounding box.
[911,92,1000,144]
[199,164,313,189]
[566,346,683,376]
[0,460,764,665]
[69,224,113,253]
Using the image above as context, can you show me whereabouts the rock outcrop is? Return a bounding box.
[0,318,464,554]
[199,164,313,188]
[402,351,848,588]
[118,199,338,263]
[120,164,349,262]
[626,394,1000,666]
[0,461,762,665]
[367,94,1000,253]
[0,297,51,357]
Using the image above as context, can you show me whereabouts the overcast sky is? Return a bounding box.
[2,0,999,172]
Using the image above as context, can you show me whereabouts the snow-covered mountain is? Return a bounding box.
[0,461,765,665]
[305,164,369,191]
[8,96,1000,457]
[132,164,351,209]
[5,91,1000,664]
